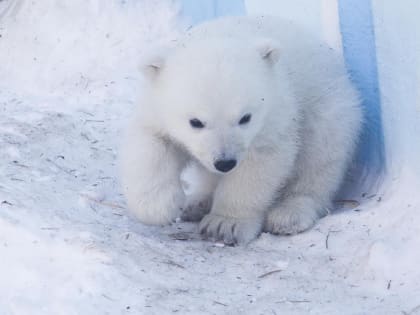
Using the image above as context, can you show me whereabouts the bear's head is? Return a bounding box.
[141,37,286,174]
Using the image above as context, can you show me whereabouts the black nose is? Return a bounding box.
[214,159,237,172]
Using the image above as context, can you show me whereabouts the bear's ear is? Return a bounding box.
[256,39,280,65]
[139,45,171,80]
[139,55,165,80]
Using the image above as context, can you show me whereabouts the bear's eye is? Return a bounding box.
[239,113,252,125]
[189,118,205,129]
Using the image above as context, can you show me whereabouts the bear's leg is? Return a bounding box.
[264,103,360,235]
[199,147,296,245]
[181,162,220,222]
[121,127,187,225]
[265,194,328,235]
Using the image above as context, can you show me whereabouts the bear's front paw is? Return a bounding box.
[181,197,212,222]
[127,185,185,226]
[264,197,328,235]
[199,214,263,245]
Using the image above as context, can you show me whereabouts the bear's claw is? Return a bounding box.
[199,214,262,245]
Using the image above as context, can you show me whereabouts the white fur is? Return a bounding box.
[120,16,362,244]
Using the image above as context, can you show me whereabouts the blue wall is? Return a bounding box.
[338,0,385,195]
[180,0,245,26]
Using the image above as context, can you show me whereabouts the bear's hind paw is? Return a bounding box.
[181,198,212,222]
[264,198,328,235]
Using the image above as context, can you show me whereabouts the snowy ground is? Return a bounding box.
[0,1,419,314]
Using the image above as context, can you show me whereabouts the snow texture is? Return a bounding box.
[0,1,419,314]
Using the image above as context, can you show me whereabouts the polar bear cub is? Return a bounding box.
[120,16,362,244]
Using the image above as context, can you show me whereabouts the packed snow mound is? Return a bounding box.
[0,0,181,105]
[0,1,419,314]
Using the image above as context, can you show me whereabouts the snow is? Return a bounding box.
[0,1,419,314]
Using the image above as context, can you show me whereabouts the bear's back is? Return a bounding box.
[181,16,353,114]
[183,16,329,68]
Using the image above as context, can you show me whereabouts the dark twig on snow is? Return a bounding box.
[162,259,185,269]
[80,193,125,210]
[258,269,282,279]
[46,158,76,177]
[325,232,331,249]
[213,301,228,307]
[168,232,193,241]
[12,160,29,168]
[325,230,341,249]
[276,299,310,304]
[101,294,115,301]
[84,119,105,123]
